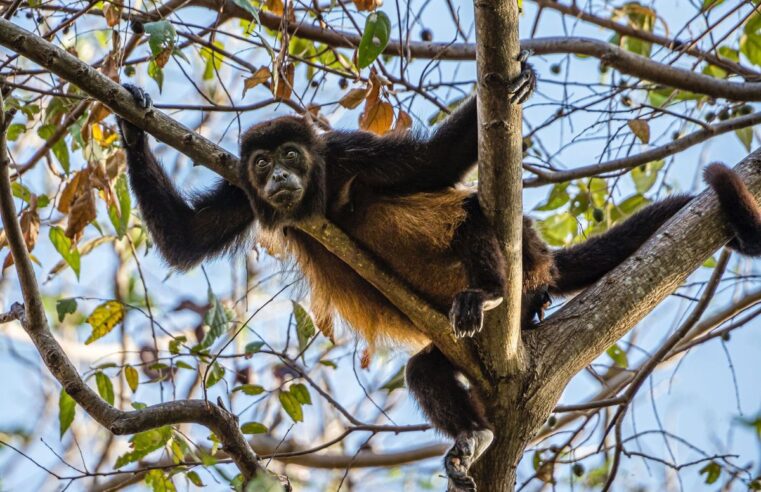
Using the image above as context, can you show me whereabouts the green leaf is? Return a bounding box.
[108,174,131,237]
[358,11,391,68]
[175,361,194,370]
[606,344,628,369]
[245,341,264,356]
[535,182,570,211]
[125,365,139,393]
[115,426,172,468]
[143,20,177,57]
[59,389,76,438]
[737,127,753,151]
[703,256,718,268]
[148,60,164,92]
[230,0,260,23]
[240,421,268,434]
[292,301,316,355]
[145,469,176,492]
[198,287,229,350]
[85,301,125,344]
[205,362,225,388]
[37,124,69,173]
[186,471,204,487]
[279,390,304,422]
[699,461,722,484]
[290,383,312,405]
[630,160,664,194]
[380,366,405,392]
[233,384,265,395]
[6,123,26,141]
[200,41,225,80]
[95,371,115,405]
[49,226,80,278]
[56,298,77,322]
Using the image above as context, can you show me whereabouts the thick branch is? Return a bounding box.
[529,148,761,387]
[531,0,759,79]
[473,1,524,374]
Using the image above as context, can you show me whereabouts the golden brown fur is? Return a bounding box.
[260,188,556,350]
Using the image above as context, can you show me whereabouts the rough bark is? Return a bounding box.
[471,0,526,488]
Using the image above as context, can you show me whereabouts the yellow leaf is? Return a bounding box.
[85,301,125,344]
[124,365,139,393]
[339,88,368,109]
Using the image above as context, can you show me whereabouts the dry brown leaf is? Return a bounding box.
[353,0,382,11]
[5,208,40,269]
[628,119,650,144]
[360,347,372,369]
[65,189,96,240]
[266,0,284,15]
[103,1,122,27]
[242,66,272,97]
[58,170,88,214]
[89,103,112,125]
[273,63,294,100]
[392,110,413,133]
[100,53,120,82]
[154,47,172,68]
[338,87,368,109]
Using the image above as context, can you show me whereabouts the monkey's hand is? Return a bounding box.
[449,289,504,338]
[117,83,152,148]
[507,49,536,105]
[445,429,494,492]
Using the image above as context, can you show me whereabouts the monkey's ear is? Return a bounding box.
[331,175,357,215]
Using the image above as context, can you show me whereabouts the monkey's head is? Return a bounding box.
[240,116,326,227]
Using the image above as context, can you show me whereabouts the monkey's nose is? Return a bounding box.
[273,171,289,182]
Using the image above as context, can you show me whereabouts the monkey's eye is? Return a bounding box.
[255,158,270,168]
[285,150,298,160]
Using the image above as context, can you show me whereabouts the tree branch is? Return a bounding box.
[524,110,761,186]
[473,1,525,374]
[529,148,761,388]
[0,18,488,387]
[0,93,262,481]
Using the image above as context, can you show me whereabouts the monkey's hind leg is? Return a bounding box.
[406,345,494,492]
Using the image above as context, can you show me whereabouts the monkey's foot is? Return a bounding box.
[117,83,152,147]
[449,289,503,338]
[507,49,536,105]
[444,429,494,492]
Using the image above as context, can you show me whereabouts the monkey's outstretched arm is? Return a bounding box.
[117,85,254,270]
[325,54,535,193]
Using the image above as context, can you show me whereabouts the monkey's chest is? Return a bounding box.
[338,189,471,310]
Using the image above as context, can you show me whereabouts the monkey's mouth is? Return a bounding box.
[269,187,304,208]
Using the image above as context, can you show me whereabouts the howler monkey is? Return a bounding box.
[117,63,761,491]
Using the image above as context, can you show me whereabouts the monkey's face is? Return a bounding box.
[246,143,311,213]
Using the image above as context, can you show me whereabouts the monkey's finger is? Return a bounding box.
[517,49,534,63]
[506,69,532,95]
[510,83,532,104]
